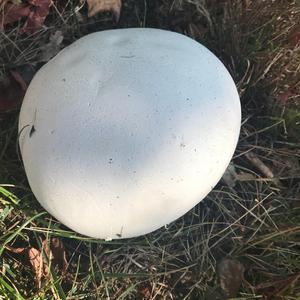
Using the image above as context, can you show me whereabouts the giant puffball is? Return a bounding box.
[19,28,241,239]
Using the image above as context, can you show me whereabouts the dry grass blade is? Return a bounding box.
[4,245,26,254]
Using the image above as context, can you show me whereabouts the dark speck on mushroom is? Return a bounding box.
[109,158,113,164]
[116,226,123,237]
[29,125,36,137]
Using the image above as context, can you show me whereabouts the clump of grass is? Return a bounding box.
[1,0,300,299]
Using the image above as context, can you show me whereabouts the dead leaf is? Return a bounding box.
[5,244,44,288]
[243,0,252,9]
[288,26,300,47]
[141,287,151,299]
[0,0,52,33]
[0,71,26,113]
[31,238,67,285]
[0,2,31,28]
[22,0,52,34]
[39,30,64,62]
[48,237,67,275]
[217,258,245,298]
[5,238,67,287]
[87,0,122,21]
[278,87,298,104]
[28,246,45,288]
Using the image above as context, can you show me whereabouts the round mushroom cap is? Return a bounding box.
[19,28,241,239]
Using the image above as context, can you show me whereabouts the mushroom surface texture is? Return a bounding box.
[19,28,241,240]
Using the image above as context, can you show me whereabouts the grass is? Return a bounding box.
[1,0,300,299]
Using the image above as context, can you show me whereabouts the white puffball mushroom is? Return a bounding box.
[19,28,241,239]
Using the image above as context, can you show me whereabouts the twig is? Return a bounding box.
[245,152,281,187]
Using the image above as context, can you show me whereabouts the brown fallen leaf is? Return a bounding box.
[217,258,245,298]
[87,0,122,21]
[4,245,45,287]
[28,246,46,288]
[243,0,252,9]
[288,26,300,47]
[22,0,52,34]
[47,237,67,275]
[0,2,31,28]
[141,286,151,299]
[5,238,67,287]
[278,87,298,104]
[0,0,52,33]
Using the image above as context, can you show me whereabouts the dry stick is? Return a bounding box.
[245,152,281,187]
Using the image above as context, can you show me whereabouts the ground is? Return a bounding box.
[0,0,300,299]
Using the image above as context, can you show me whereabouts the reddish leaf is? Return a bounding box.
[22,0,52,34]
[141,287,151,299]
[288,26,300,47]
[0,0,52,33]
[243,0,252,9]
[278,87,298,104]
[0,2,31,28]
